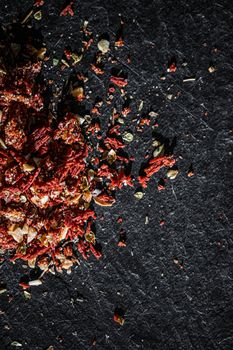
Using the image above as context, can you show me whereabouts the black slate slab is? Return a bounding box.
[0,0,232,349]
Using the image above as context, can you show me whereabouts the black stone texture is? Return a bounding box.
[0,0,233,349]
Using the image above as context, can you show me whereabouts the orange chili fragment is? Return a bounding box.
[90,64,104,75]
[138,156,176,188]
[60,1,75,16]
[167,63,177,73]
[114,308,125,325]
[110,77,128,87]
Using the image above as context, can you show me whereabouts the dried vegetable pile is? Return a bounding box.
[0,13,176,278]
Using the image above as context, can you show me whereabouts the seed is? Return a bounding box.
[0,288,7,295]
[29,279,42,286]
[34,11,42,21]
[23,291,31,300]
[183,77,196,82]
[11,342,22,347]
[138,100,144,111]
[0,138,7,149]
[167,169,178,179]
[122,132,133,143]
[53,58,59,66]
[149,111,158,117]
[71,53,83,64]
[208,66,216,73]
[37,47,47,60]
[153,143,164,158]
[98,39,110,53]
[71,87,84,99]
[134,191,144,199]
[85,231,96,244]
[23,163,35,172]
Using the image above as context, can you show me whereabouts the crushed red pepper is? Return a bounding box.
[110,77,128,88]
[0,19,178,275]
[138,156,176,188]
[60,1,75,17]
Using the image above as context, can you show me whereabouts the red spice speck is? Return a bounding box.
[117,217,123,224]
[19,282,29,290]
[34,0,44,6]
[110,77,128,87]
[60,1,75,16]
[167,63,177,73]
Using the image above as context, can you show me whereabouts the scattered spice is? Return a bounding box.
[0,16,178,276]
[139,156,176,188]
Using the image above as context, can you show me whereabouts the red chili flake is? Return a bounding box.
[83,38,93,51]
[108,125,121,136]
[0,22,178,277]
[19,282,29,290]
[167,63,177,73]
[108,87,115,94]
[118,228,126,247]
[138,156,176,188]
[64,49,72,60]
[187,165,194,177]
[139,117,150,126]
[159,220,165,226]
[91,107,100,116]
[34,0,44,6]
[90,64,104,75]
[60,1,75,16]
[115,39,124,47]
[104,137,125,150]
[113,308,125,325]
[173,257,184,269]
[122,107,131,117]
[158,179,165,191]
[89,243,102,259]
[117,217,123,224]
[110,77,128,87]
[117,241,126,247]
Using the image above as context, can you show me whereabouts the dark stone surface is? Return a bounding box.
[0,0,233,349]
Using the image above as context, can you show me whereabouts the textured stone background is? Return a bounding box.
[0,0,233,349]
